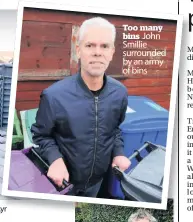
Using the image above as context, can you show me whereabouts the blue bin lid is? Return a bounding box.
[127,96,168,114]
[120,96,169,133]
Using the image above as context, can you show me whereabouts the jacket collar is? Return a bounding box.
[77,72,108,98]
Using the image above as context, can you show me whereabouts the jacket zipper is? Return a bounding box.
[85,96,99,190]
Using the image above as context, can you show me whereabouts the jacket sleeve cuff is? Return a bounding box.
[112,147,125,158]
[46,147,63,165]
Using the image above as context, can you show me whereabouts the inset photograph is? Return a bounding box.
[2,1,182,209]
[75,199,174,222]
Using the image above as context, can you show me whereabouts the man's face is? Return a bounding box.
[76,26,115,77]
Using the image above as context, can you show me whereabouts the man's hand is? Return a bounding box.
[47,158,69,187]
[112,156,131,171]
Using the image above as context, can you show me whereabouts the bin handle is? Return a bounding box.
[112,143,149,175]
[31,148,72,188]
[128,142,150,160]
[112,141,162,173]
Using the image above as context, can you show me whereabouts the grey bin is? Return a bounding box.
[113,142,165,203]
[0,63,12,127]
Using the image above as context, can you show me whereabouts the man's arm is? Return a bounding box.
[112,90,131,171]
[31,91,63,165]
[112,90,128,158]
[31,91,69,186]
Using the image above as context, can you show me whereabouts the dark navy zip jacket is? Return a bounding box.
[31,73,128,190]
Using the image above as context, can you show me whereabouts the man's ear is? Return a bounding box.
[76,44,80,59]
[110,46,115,61]
[112,47,115,56]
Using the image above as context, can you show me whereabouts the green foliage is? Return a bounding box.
[75,199,173,222]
